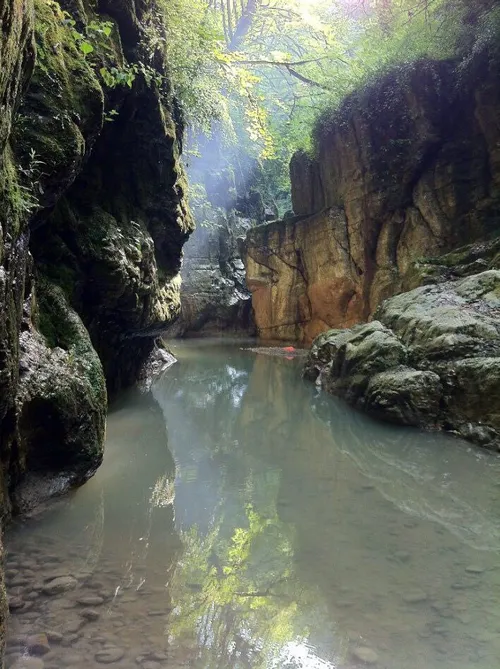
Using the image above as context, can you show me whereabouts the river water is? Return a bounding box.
[5,341,500,669]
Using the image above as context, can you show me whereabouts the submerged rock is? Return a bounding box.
[26,634,50,656]
[305,270,500,449]
[94,648,125,664]
[42,577,77,596]
[351,646,379,664]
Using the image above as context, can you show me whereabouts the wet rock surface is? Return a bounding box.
[305,270,500,449]
[170,216,255,337]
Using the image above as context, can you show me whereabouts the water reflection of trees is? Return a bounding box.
[152,349,340,668]
[152,345,500,668]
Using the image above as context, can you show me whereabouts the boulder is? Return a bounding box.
[305,270,500,449]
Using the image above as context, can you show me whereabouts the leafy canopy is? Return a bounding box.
[155,0,498,205]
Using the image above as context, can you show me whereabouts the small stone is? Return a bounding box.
[62,618,85,634]
[42,577,77,595]
[5,653,22,668]
[42,571,75,583]
[8,597,25,611]
[394,551,411,563]
[27,634,50,656]
[95,648,125,664]
[24,592,39,602]
[61,633,81,647]
[45,632,62,645]
[59,654,83,665]
[465,565,485,574]
[451,581,479,590]
[81,608,100,621]
[76,595,104,606]
[149,652,167,661]
[351,646,379,664]
[6,634,26,648]
[402,590,428,604]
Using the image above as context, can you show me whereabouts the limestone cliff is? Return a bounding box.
[246,49,500,342]
[0,0,192,522]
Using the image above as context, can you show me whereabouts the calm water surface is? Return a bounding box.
[5,341,500,669]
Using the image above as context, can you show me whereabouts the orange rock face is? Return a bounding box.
[246,57,500,343]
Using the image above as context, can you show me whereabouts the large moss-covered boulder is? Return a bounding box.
[14,280,106,510]
[306,269,500,449]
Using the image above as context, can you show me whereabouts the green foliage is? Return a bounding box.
[155,0,234,135]
[150,0,500,209]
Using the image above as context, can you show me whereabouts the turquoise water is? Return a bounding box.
[5,341,500,669]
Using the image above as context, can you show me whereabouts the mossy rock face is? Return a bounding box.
[15,279,106,507]
[18,0,193,393]
[0,0,35,509]
[403,236,500,290]
[13,0,104,213]
[31,77,193,392]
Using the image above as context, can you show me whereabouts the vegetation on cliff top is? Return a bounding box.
[150,0,499,213]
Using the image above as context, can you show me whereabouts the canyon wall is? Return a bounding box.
[246,52,500,342]
[0,0,192,530]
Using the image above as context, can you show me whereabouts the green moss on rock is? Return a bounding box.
[17,279,106,483]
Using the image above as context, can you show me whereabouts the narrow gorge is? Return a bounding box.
[1,1,500,668]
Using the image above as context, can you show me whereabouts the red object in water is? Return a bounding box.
[283,346,295,352]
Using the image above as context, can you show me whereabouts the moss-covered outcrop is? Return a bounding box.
[305,264,500,450]
[15,279,106,507]
[15,0,193,392]
[0,0,192,548]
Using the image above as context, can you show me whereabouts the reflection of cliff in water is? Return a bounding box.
[7,390,181,593]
